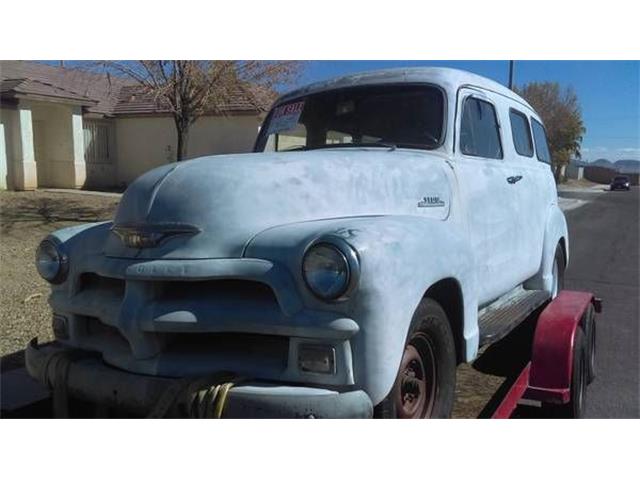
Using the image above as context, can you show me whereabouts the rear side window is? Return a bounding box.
[509,109,533,157]
[460,97,503,159]
[531,118,551,164]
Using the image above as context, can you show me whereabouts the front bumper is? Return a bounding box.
[25,339,372,418]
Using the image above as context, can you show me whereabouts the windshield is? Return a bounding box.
[255,85,445,152]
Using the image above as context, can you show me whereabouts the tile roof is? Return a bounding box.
[0,61,128,114]
[0,61,274,117]
[113,83,276,116]
[0,78,97,105]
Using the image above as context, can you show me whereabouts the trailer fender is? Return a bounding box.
[526,290,595,404]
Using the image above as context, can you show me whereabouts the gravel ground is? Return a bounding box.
[0,190,119,369]
[0,190,502,417]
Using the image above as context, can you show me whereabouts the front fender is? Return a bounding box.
[41,221,113,291]
[245,216,479,405]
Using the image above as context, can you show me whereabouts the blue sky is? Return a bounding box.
[294,61,640,163]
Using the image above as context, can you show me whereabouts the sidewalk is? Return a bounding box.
[557,183,608,194]
[40,188,123,198]
[558,196,587,212]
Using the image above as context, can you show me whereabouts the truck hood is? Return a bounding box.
[105,148,452,259]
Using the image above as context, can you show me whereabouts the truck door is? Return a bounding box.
[453,88,522,305]
[504,108,554,280]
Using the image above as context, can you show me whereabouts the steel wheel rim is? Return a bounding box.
[395,334,437,419]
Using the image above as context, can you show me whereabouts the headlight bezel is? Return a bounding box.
[301,236,360,302]
[35,238,69,284]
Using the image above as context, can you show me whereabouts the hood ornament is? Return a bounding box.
[112,223,201,249]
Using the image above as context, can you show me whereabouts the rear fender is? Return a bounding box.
[524,205,568,293]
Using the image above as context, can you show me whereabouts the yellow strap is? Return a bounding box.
[205,385,221,418]
[214,382,234,419]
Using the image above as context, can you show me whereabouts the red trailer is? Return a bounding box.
[480,290,601,419]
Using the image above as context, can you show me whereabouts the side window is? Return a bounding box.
[509,109,534,157]
[460,97,503,159]
[531,118,551,164]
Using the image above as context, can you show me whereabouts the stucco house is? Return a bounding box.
[0,61,271,190]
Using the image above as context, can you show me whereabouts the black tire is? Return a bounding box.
[374,298,457,419]
[552,244,566,298]
[581,305,597,384]
[551,327,587,418]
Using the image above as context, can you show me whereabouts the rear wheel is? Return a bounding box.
[581,305,597,384]
[546,327,587,418]
[374,298,457,419]
[551,244,565,299]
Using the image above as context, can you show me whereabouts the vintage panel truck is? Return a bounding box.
[26,68,598,418]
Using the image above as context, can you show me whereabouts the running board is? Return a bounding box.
[478,288,551,347]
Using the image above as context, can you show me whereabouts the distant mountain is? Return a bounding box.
[585,158,640,173]
[592,158,614,169]
[570,159,589,167]
[615,159,640,174]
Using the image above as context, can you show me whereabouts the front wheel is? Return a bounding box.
[374,298,457,419]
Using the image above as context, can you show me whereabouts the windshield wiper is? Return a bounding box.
[278,141,438,153]
[280,145,308,152]
[393,141,439,151]
[302,142,398,151]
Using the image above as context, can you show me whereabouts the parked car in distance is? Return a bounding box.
[28,67,569,419]
[610,175,631,191]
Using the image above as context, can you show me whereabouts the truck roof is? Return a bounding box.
[276,67,535,112]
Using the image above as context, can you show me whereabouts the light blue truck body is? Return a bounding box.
[31,67,568,416]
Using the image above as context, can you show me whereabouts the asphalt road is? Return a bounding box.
[561,187,639,418]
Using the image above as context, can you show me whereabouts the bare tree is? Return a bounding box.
[96,61,300,161]
[516,82,586,182]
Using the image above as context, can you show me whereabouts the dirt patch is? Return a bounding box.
[0,191,119,366]
[562,178,600,188]
[452,364,504,418]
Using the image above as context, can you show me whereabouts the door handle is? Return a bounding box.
[507,175,523,184]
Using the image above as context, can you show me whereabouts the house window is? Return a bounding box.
[509,109,534,157]
[264,124,307,152]
[460,97,503,159]
[84,120,113,164]
[531,118,552,164]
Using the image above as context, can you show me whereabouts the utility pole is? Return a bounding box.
[508,60,515,90]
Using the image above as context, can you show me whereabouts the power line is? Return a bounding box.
[508,61,514,90]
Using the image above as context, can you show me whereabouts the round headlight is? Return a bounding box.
[302,241,358,300]
[35,239,68,284]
